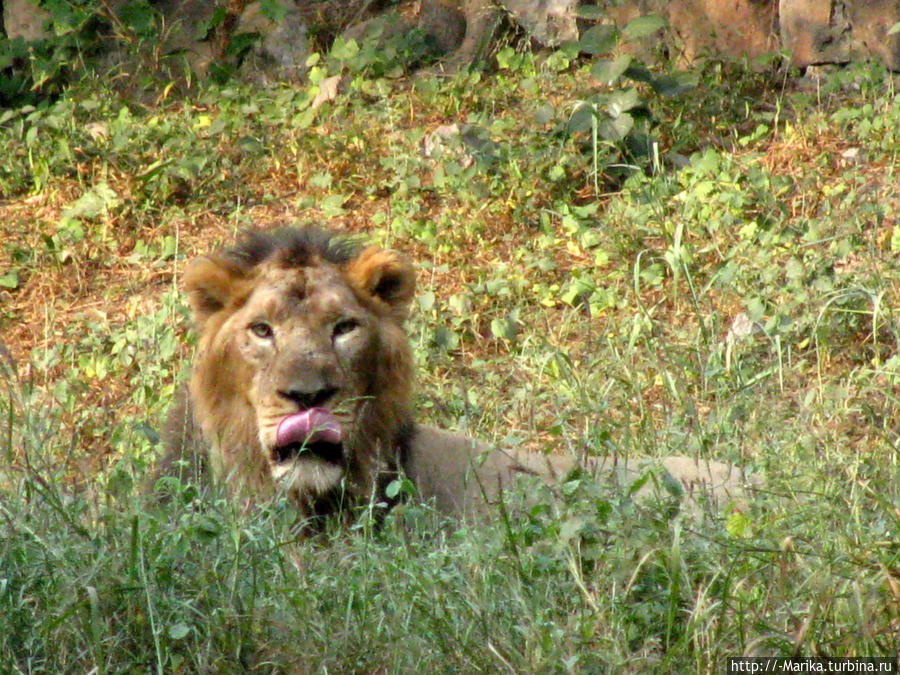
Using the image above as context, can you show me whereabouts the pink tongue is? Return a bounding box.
[275,408,343,448]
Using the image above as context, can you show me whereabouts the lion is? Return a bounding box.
[161,226,754,528]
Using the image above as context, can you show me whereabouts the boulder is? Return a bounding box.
[340,0,578,69]
[503,0,579,46]
[138,0,311,82]
[780,0,900,70]
[233,0,310,84]
[666,0,778,65]
[600,0,899,71]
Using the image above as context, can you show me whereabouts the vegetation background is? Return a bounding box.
[1,2,899,672]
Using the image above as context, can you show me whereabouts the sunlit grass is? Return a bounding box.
[1,48,899,671]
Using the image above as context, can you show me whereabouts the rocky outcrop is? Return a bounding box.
[4,0,899,78]
[340,0,578,68]
[601,0,899,70]
[150,0,310,83]
[666,0,779,65]
[231,0,310,83]
[504,0,579,47]
[338,0,899,71]
[2,0,310,84]
[780,0,900,69]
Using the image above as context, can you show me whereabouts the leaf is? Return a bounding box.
[432,326,459,350]
[106,462,132,497]
[320,193,348,217]
[623,63,654,84]
[606,87,640,117]
[192,515,223,540]
[491,316,519,341]
[651,72,697,96]
[622,14,666,40]
[577,24,619,55]
[417,291,435,312]
[566,101,596,134]
[168,623,191,640]
[0,271,19,289]
[330,37,359,62]
[785,257,804,281]
[532,104,555,124]
[237,136,264,153]
[386,477,416,499]
[626,471,650,496]
[745,297,766,321]
[62,183,120,220]
[136,159,174,183]
[496,46,522,70]
[597,112,634,141]
[116,1,157,36]
[159,235,178,260]
[725,510,752,538]
[590,55,632,85]
[661,471,684,498]
[385,479,402,499]
[888,21,900,35]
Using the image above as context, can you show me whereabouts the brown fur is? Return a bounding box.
[163,227,416,525]
[162,227,755,527]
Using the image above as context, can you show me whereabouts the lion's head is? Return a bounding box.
[183,227,416,520]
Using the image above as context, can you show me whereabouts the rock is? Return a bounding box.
[780,0,900,70]
[602,0,900,71]
[666,0,778,65]
[152,0,218,75]
[602,0,778,67]
[780,0,852,67]
[339,9,418,54]
[848,0,900,71]
[7,0,900,87]
[341,0,577,70]
[150,0,309,82]
[234,0,311,84]
[418,0,467,55]
[503,0,579,47]
[445,0,502,66]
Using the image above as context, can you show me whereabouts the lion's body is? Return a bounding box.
[405,426,751,516]
[161,227,753,526]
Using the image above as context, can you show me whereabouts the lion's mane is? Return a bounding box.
[166,227,417,523]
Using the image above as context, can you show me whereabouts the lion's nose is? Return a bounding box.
[278,386,338,410]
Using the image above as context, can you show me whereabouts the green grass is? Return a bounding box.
[1,42,899,672]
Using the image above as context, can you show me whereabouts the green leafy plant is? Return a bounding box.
[565,12,696,193]
[2,24,900,672]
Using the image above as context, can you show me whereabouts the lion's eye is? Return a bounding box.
[249,322,274,339]
[332,319,359,338]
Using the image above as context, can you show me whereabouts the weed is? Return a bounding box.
[2,30,900,672]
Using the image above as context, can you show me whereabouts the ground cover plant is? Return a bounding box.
[1,29,900,673]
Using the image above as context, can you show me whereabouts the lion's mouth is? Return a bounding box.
[272,408,344,465]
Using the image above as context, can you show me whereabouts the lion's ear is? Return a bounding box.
[345,247,416,321]
[183,255,246,329]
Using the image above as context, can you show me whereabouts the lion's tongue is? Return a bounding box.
[275,408,343,449]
